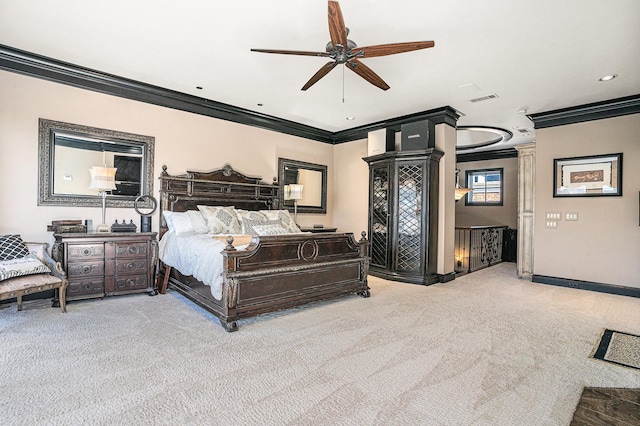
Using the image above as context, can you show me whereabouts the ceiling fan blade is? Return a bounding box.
[346,59,390,90]
[355,41,435,58]
[251,48,330,57]
[328,1,348,49]
[302,61,338,91]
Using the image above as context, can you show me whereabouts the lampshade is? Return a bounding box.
[454,169,471,202]
[89,166,117,191]
[288,184,303,200]
[455,187,472,201]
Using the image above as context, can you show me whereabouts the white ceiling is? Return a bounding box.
[1,0,639,151]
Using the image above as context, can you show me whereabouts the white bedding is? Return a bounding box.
[159,231,249,300]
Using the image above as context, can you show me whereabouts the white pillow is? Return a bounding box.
[187,210,209,234]
[252,223,288,236]
[197,205,241,234]
[0,254,51,282]
[260,210,301,233]
[163,211,195,235]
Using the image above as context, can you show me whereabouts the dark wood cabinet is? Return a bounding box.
[52,232,158,302]
[363,149,442,285]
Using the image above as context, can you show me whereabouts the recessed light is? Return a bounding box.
[346,117,355,121]
[598,74,617,82]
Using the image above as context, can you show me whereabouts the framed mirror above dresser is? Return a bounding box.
[38,118,155,208]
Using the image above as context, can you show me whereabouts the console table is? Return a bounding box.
[52,232,158,303]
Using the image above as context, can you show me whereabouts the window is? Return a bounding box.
[465,168,503,205]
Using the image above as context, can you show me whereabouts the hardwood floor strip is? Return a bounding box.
[571,388,640,425]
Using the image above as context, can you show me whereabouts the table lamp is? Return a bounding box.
[89,165,117,232]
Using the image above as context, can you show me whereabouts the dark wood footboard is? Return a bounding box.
[160,232,369,332]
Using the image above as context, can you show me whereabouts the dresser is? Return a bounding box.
[52,232,158,302]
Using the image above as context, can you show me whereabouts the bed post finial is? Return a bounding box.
[225,236,236,251]
[360,231,367,243]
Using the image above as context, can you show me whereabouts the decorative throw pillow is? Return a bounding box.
[0,234,30,261]
[197,205,241,234]
[0,254,51,282]
[242,219,283,236]
[236,210,267,227]
[260,210,301,233]
[187,210,209,234]
[252,223,288,236]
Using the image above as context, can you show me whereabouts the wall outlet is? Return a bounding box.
[565,212,579,221]
[545,221,558,229]
[545,212,561,220]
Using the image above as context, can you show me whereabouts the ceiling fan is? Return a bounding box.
[251,1,435,91]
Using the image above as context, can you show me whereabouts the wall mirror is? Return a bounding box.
[278,158,327,214]
[38,118,155,208]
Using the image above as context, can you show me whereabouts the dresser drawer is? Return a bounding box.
[115,275,149,291]
[116,242,148,258]
[67,261,105,278]
[67,278,105,298]
[116,259,148,275]
[67,244,104,260]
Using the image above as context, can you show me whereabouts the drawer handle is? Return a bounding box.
[81,265,92,274]
[126,263,136,270]
[127,279,136,286]
[82,248,92,256]
[128,247,137,254]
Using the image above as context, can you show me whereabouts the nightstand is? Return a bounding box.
[299,227,337,233]
[52,232,158,303]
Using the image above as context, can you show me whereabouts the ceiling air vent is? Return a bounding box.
[469,94,499,103]
[517,128,531,134]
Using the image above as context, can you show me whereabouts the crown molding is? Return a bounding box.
[0,44,463,146]
[528,94,640,129]
[0,44,332,143]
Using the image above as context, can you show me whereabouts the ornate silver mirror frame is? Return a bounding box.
[38,118,155,208]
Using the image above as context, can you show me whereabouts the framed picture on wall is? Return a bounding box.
[553,153,622,197]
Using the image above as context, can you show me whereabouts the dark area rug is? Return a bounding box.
[591,329,640,370]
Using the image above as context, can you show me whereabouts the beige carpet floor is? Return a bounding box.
[1,263,639,425]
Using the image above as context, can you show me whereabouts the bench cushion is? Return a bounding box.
[0,254,51,282]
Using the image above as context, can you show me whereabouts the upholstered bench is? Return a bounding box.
[0,238,68,313]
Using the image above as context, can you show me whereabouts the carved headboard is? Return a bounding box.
[158,164,279,237]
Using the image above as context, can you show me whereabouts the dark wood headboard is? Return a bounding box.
[158,164,280,237]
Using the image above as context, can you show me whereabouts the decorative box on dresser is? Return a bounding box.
[52,232,158,302]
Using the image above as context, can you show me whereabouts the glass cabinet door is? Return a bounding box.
[395,162,424,273]
[370,164,390,269]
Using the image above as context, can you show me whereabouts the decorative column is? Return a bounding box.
[516,143,535,279]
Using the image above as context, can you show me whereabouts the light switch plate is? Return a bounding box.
[545,212,561,221]
[565,212,579,221]
[545,221,558,229]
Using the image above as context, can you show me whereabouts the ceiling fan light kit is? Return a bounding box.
[251,1,434,91]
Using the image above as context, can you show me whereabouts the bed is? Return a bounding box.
[157,164,370,332]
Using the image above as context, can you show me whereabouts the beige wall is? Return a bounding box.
[332,139,369,236]
[455,157,519,229]
[0,71,336,245]
[534,114,640,288]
